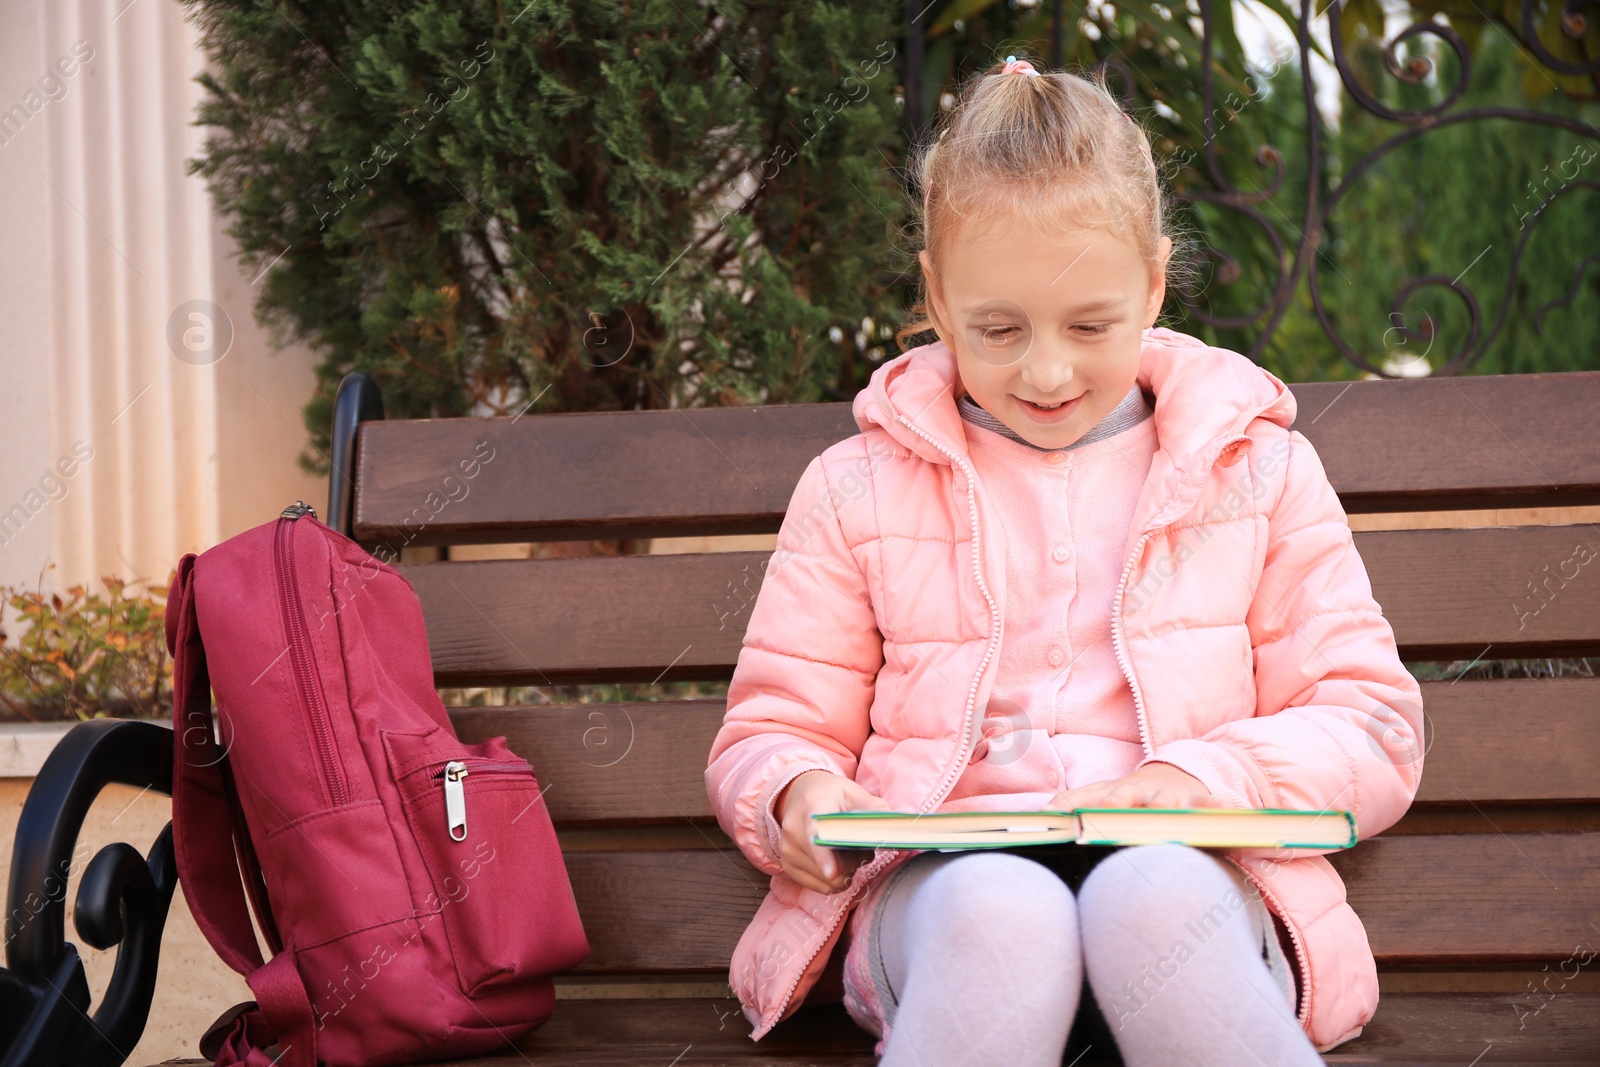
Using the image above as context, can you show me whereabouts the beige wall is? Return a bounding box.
[1,3,321,1056]
[0,0,324,625]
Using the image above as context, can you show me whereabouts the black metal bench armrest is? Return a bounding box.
[1,719,177,1067]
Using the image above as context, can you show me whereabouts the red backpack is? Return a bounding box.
[165,501,589,1067]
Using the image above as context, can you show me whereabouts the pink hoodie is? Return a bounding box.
[704,327,1425,1052]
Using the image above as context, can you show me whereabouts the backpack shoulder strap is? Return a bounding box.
[219,748,284,954]
[167,551,268,978]
[168,551,317,1067]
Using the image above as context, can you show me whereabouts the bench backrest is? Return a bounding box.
[346,370,1600,988]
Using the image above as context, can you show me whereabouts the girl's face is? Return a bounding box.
[919,210,1171,450]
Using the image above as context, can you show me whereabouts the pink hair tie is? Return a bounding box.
[1124,110,1157,170]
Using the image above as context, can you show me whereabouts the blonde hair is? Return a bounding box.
[895,57,1174,352]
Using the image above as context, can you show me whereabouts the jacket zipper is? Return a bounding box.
[1111,433,1254,758]
[275,506,350,806]
[1109,433,1311,1023]
[895,419,1004,816]
[1235,864,1313,1027]
[1112,527,1161,757]
[431,758,536,842]
[764,417,1004,1032]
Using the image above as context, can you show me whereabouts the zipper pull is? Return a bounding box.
[444,761,469,841]
[281,500,318,521]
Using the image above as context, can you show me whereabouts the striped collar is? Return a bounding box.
[957,383,1154,452]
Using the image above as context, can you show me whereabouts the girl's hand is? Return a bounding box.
[1047,762,1227,812]
[774,769,892,895]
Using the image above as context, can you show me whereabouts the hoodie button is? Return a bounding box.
[1052,544,1069,563]
[1045,452,1066,465]
[1048,646,1066,667]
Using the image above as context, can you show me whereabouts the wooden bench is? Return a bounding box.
[5,366,1600,1065]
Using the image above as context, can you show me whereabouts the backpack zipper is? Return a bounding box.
[431,758,536,841]
[275,506,350,806]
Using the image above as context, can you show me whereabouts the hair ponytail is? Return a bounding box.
[896,55,1178,353]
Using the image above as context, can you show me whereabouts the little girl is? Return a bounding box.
[705,55,1424,1066]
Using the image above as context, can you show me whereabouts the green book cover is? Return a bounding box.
[810,807,1357,851]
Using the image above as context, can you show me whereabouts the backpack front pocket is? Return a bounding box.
[384,729,590,997]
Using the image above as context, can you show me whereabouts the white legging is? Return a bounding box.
[869,844,1325,1067]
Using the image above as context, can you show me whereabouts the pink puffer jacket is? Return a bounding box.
[704,327,1425,1052]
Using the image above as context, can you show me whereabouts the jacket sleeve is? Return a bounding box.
[705,452,883,876]
[1140,429,1425,842]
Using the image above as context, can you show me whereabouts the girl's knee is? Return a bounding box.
[1081,844,1232,902]
[912,851,1078,949]
[1079,844,1251,937]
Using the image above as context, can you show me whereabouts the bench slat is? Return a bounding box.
[152,990,1600,1065]
[1406,678,1600,805]
[509,993,1600,1065]
[354,371,1600,547]
[406,525,1600,686]
[1323,991,1600,1065]
[355,403,857,548]
[448,676,1600,825]
[1359,526,1600,660]
[1294,370,1600,514]
[558,833,1600,973]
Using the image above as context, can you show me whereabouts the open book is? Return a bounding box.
[811,807,1356,851]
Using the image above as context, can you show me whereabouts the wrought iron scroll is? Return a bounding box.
[1175,0,1600,375]
[900,0,1600,373]
[0,720,178,1067]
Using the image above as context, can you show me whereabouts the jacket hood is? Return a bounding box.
[852,327,1297,530]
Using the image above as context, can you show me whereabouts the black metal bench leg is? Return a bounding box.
[1,719,176,1067]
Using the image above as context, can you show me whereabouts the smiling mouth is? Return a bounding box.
[1019,396,1080,411]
